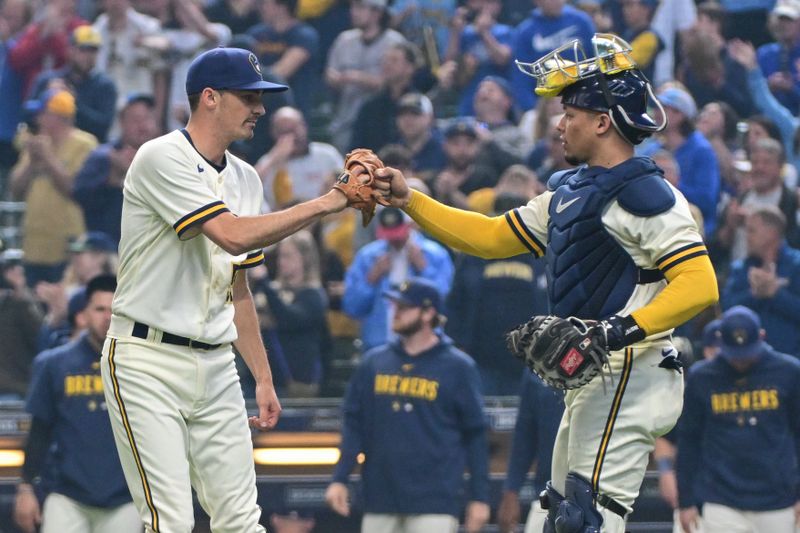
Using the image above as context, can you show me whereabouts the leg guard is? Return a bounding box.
[539,481,564,533]
[552,472,605,533]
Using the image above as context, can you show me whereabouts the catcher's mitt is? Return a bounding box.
[333,148,390,226]
[506,315,611,390]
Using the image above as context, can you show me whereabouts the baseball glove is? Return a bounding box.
[333,148,390,226]
[506,315,611,390]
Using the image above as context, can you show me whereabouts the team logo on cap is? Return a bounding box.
[248,53,262,75]
[732,328,748,345]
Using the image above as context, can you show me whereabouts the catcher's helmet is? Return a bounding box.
[515,33,666,145]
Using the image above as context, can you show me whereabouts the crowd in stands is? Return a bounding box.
[2,0,800,528]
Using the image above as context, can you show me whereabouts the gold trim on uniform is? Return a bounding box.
[233,251,265,270]
[108,339,160,531]
[591,347,634,493]
[505,209,545,257]
[656,242,707,273]
[173,201,230,239]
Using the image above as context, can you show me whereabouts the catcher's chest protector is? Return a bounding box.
[546,161,659,320]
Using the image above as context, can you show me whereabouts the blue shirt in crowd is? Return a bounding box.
[72,141,125,244]
[457,22,515,116]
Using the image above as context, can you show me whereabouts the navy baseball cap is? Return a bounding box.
[68,232,117,254]
[185,47,288,96]
[719,306,764,360]
[383,278,442,312]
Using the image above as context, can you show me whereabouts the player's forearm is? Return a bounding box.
[631,254,719,336]
[404,190,528,259]
[207,191,346,255]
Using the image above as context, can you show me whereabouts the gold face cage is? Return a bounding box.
[515,33,638,97]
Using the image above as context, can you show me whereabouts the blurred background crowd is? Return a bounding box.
[2,0,800,528]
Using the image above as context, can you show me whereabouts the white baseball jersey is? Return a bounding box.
[111,129,265,344]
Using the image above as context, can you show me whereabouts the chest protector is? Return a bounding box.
[546,157,668,320]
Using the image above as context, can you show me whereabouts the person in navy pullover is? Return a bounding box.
[676,306,800,533]
[13,274,139,533]
[326,277,490,533]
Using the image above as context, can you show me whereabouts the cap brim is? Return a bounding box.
[23,100,44,114]
[720,339,765,360]
[383,290,411,305]
[376,224,411,241]
[231,80,290,93]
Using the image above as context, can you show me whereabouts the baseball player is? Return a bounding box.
[100,47,352,532]
[375,34,719,532]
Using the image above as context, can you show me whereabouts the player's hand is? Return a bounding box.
[375,166,411,208]
[658,470,678,509]
[13,488,41,533]
[465,500,490,533]
[678,506,700,533]
[250,382,281,431]
[497,490,521,533]
[325,482,350,516]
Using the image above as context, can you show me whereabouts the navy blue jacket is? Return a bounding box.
[504,372,564,495]
[721,244,800,356]
[333,337,489,515]
[26,333,131,508]
[72,141,124,244]
[676,348,800,510]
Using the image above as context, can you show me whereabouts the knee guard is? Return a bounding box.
[549,472,605,533]
[539,481,564,533]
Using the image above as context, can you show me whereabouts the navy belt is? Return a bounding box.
[132,321,221,350]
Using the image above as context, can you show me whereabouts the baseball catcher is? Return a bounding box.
[333,148,390,226]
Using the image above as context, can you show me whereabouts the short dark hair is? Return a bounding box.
[390,41,422,69]
[85,274,117,302]
[188,93,201,112]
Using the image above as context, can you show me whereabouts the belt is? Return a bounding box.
[131,321,221,350]
[597,493,627,519]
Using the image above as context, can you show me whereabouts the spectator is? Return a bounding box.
[678,13,754,118]
[620,0,663,82]
[247,0,320,117]
[649,0,696,86]
[349,42,424,152]
[13,275,140,533]
[0,0,34,185]
[509,0,595,111]
[391,93,446,183]
[9,90,96,286]
[721,205,800,356]
[325,0,406,152]
[729,38,800,186]
[342,207,453,352]
[93,0,165,115]
[676,305,800,533]
[695,101,741,192]
[446,192,547,394]
[73,94,160,244]
[466,164,543,215]
[432,118,514,209]
[29,25,117,143]
[62,232,118,291]
[715,138,800,264]
[443,0,513,116]
[204,0,260,35]
[645,85,721,237]
[254,230,331,397]
[717,0,773,47]
[528,112,570,184]
[0,250,43,399]
[6,0,87,96]
[325,278,490,533]
[255,106,344,210]
[497,372,565,533]
[756,1,800,115]
[472,75,531,160]
[390,0,456,60]
[139,0,231,131]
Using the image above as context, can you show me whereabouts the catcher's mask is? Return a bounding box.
[515,33,666,145]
